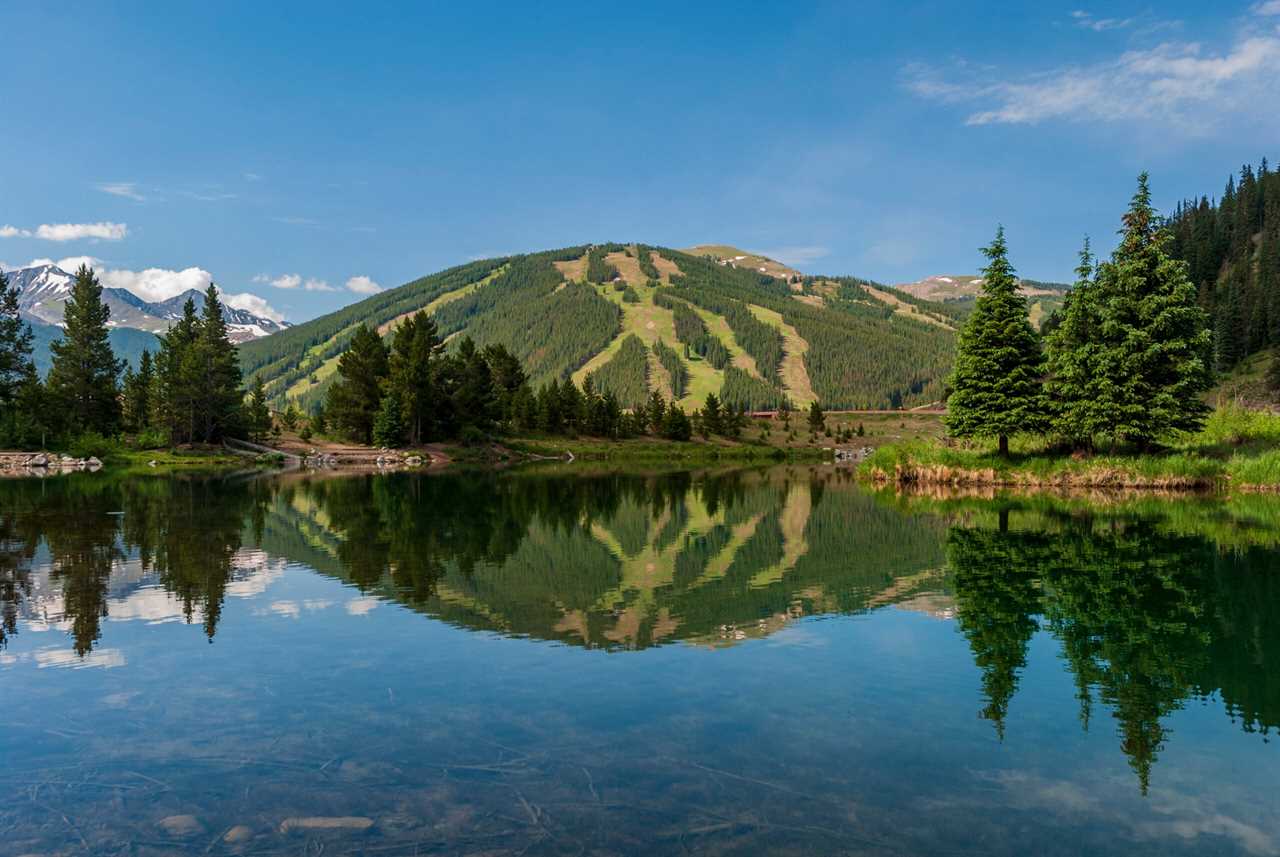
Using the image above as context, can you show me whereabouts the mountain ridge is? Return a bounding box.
[238,244,961,413]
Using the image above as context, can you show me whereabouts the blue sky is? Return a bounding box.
[2,1,1278,323]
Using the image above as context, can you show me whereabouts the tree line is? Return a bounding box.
[1165,159,1280,376]
[947,174,1213,454]
[319,310,757,446]
[0,265,252,451]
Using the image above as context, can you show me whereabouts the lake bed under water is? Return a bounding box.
[0,466,1277,855]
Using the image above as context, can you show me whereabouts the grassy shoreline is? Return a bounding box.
[858,405,1280,493]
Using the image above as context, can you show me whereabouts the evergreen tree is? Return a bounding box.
[388,311,443,444]
[122,350,155,432]
[645,390,666,434]
[944,228,1046,455]
[701,392,724,435]
[46,265,123,436]
[1045,239,1105,447]
[0,268,38,445]
[0,269,34,410]
[661,405,692,441]
[154,298,201,444]
[373,390,407,447]
[1093,174,1213,447]
[192,285,243,442]
[807,400,825,433]
[246,375,272,441]
[325,324,389,444]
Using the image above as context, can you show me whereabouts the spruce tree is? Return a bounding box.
[1092,174,1213,447]
[701,392,724,435]
[0,269,40,447]
[122,350,155,432]
[1045,239,1105,447]
[0,269,34,409]
[47,265,123,436]
[326,324,389,444]
[155,298,201,443]
[807,400,825,433]
[192,285,243,442]
[246,375,272,441]
[944,228,1046,455]
[373,390,406,447]
[388,312,442,444]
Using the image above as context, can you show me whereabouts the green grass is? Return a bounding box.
[860,405,1280,491]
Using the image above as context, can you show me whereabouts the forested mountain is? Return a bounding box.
[238,244,963,412]
[1166,160,1280,372]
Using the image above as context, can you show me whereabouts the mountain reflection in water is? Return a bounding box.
[0,468,1277,854]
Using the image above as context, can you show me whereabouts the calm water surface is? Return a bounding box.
[0,466,1277,856]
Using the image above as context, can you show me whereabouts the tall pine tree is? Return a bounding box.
[47,265,123,436]
[944,228,1046,455]
[1045,239,1105,447]
[0,268,40,447]
[191,285,244,442]
[1092,174,1213,447]
[326,323,389,444]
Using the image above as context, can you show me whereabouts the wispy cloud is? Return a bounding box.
[96,182,147,201]
[907,9,1280,130]
[272,216,318,227]
[99,265,215,302]
[243,172,263,182]
[1,222,129,241]
[1253,1,1280,15]
[180,189,238,202]
[345,275,383,295]
[252,272,334,291]
[1070,10,1133,31]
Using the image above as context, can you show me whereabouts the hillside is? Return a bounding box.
[239,244,959,413]
[895,273,1068,329]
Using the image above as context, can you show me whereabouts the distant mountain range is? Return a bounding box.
[6,263,290,374]
[8,264,289,342]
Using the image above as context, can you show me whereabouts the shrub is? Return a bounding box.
[68,431,122,460]
[131,428,168,450]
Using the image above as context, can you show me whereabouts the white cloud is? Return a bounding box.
[244,172,263,182]
[1071,10,1133,31]
[907,14,1280,129]
[252,272,334,291]
[33,222,129,242]
[255,273,301,289]
[1253,1,1280,14]
[96,182,146,201]
[1,225,30,238]
[273,216,318,226]
[223,291,286,323]
[345,275,383,294]
[99,266,213,302]
[51,255,103,273]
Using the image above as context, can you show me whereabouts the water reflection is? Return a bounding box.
[0,469,1278,805]
[945,498,1280,794]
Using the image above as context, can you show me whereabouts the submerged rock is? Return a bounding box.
[223,825,254,843]
[158,814,204,837]
[279,816,374,833]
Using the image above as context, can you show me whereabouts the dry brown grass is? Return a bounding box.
[554,253,588,282]
[747,304,816,407]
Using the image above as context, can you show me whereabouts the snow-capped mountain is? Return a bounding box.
[148,288,291,342]
[6,264,289,344]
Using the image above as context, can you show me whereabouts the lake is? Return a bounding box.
[0,466,1277,856]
